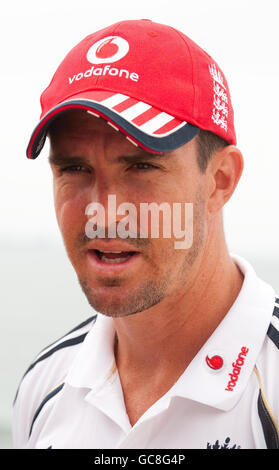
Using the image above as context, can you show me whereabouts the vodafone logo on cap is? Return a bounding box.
[68,35,138,85]
[87,36,129,64]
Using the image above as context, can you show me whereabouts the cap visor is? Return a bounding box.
[26,90,199,158]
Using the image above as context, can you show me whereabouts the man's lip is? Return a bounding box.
[86,240,141,253]
[86,246,142,275]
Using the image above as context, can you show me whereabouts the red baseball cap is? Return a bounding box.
[26,19,236,159]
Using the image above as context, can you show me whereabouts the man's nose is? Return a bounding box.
[85,173,130,230]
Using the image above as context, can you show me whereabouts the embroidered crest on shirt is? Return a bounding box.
[207,436,241,449]
[209,63,228,132]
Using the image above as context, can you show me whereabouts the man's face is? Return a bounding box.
[48,111,208,317]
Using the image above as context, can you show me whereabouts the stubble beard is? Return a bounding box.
[79,276,169,317]
[77,187,206,318]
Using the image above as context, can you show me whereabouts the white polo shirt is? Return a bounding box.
[12,254,279,449]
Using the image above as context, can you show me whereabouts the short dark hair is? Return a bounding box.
[196,129,229,173]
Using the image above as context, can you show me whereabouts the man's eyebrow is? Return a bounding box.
[48,151,170,166]
[48,154,89,166]
[117,152,169,164]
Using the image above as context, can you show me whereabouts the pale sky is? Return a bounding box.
[1,0,279,257]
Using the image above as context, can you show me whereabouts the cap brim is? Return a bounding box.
[26,90,199,159]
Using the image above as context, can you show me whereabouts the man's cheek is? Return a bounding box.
[55,198,85,242]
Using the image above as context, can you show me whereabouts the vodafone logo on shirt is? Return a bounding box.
[225,346,249,391]
[68,36,139,84]
[87,36,129,64]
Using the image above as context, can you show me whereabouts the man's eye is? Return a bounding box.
[61,165,88,173]
[130,162,157,171]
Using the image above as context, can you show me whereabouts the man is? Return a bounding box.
[13,19,279,449]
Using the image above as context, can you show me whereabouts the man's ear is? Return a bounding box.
[207,146,244,215]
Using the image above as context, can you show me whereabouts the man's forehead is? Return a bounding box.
[47,110,170,159]
[48,110,163,163]
[48,109,116,136]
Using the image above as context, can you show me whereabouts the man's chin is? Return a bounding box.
[78,277,168,318]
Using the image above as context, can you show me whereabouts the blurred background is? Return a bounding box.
[1,0,279,448]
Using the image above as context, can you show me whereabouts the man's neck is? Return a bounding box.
[113,242,244,381]
[112,231,244,426]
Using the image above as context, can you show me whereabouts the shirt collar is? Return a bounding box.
[66,312,116,391]
[66,254,275,411]
[171,253,275,410]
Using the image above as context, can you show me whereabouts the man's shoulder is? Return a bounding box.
[265,295,279,352]
[13,314,97,419]
[16,314,97,397]
[256,295,279,423]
